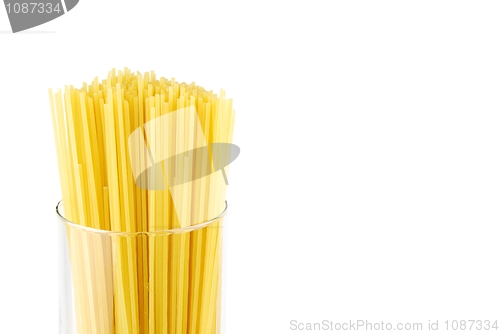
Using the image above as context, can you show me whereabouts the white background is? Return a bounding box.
[1,1,499,333]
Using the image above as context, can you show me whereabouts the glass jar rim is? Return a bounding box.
[56,200,228,236]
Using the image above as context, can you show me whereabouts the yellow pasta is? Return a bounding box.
[51,68,235,334]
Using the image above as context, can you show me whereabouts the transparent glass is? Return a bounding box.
[57,201,227,334]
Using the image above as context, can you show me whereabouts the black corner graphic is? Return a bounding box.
[3,0,79,33]
[64,0,77,12]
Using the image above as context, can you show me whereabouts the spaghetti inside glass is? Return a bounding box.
[57,200,227,334]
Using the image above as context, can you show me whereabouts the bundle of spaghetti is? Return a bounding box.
[50,68,235,334]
